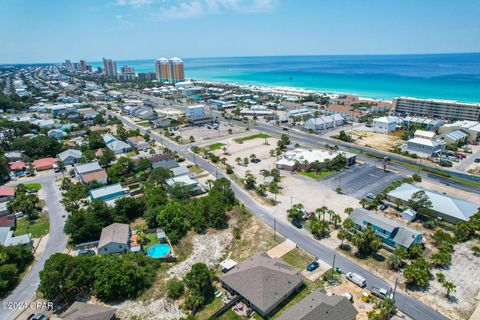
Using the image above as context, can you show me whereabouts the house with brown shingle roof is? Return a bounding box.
[61,301,117,320]
[325,104,364,122]
[220,252,304,317]
[276,288,358,320]
[126,136,150,151]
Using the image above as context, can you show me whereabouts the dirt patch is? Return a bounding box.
[350,130,403,152]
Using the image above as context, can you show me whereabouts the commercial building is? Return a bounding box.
[98,223,130,256]
[386,183,480,224]
[372,116,399,134]
[89,183,130,202]
[155,57,185,83]
[405,130,445,157]
[186,104,214,124]
[350,208,422,250]
[276,148,356,171]
[438,120,480,141]
[440,130,470,145]
[394,97,480,121]
[277,289,358,320]
[220,252,304,317]
[102,58,117,78]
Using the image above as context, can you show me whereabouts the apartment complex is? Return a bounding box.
[394,97,480,121]
[102,58,117,77]
[155,57,185,83]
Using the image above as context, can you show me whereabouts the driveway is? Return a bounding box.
[0,175,68,320]
[104,108,448,320]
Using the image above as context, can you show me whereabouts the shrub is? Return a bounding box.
[167,279,185,299]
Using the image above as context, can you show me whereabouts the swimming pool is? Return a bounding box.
[146,243,171,259]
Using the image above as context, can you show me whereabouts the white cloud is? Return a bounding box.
[115,0,154,7]
[155,0,278,20]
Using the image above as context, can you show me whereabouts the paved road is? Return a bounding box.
[0,175,68,320]
[104,108,448,320]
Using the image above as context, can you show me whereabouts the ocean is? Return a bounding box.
[91,53,480,103]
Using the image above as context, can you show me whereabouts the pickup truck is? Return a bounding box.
[370,286,392,300]
[346,272,366,288]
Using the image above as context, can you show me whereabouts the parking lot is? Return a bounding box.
[321,163,404,199]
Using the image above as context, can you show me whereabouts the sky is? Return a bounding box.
[0,0,479,64]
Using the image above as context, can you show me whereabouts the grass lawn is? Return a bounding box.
[298,170,336,180]
[234,133,271,144]
[217,310,243,320]
[135,120,151,127]
[196,297,224,320]
[280,248,314,271]
[24,183,42,191]
[15,212,50,238]
[144,233,159,250]
[207,142,226,151]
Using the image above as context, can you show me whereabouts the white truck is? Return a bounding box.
[346,272,366,288]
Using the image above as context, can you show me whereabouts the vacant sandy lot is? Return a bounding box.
[409,241,480,320]
[350,129,404,152]
[178,123,245,144]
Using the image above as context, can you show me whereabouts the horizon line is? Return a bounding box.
[1,51,480,66]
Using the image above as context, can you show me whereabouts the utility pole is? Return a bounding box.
[393,277,399,299]
[273,218,276,240]
[331,253,337,282]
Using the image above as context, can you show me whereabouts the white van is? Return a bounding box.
[346,272,366,288]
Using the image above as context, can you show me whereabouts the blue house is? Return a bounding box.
[350,208,422,250]
[89,183,130,202]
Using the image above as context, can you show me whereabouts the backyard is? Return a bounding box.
[15,211,49,238]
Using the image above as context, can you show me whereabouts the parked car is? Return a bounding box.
[78,249,95,256]
[27,314,49,320]
[475,158,480,163]
[306,261,319,271]
[251,158,261,163]
[366,193,375,199]
[370,286,392,300]
[303,211,315,220]
[282,127,289,131]
[291,219,302,229]
[346,272,366,288]
[455,153,466,159]
[379,204,388,211]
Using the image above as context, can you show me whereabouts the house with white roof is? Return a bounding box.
[0,227,32,247]
[102,133,132,155]
[58,149,82,165]
[372,116,399,134]
[387,183,480,224]
[405,130,445,157]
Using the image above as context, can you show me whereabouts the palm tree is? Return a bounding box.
[250,154,257,162]
[206,179,214,190]
[135,225,149,250]
[337,229,350,249]
[331,214,342,229]
[395,198,403,210]
[442,281,456,298]
[327,209,335,223]
[387,253,403,270]
[235,157,242,165]
[359,198,368,208]
[344,207,354,216]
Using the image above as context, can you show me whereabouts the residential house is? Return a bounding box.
[0,214,16,228]
[220,252,304,317]
[5,151,22,162]
[47,129,68,140]
[75,161,108,185]
[0,202,10,216]
[102,133,132,155]
[150,117,171,128]
[127,136,150,151]
[33,157,57,171]
[89,183,130,202]
[186,104,214,125]
[324,104,363,122]
[277,289,358,320]
[9,161,26,172]
[405,130,445,157]
[61,301,117,320]
[149,153,178,170]
[402,116,445,131]
[0,227,32,247]
[304,114,344,132]
[387,183,480,224]
[166,165,203,195]
[58,149,82,165]
[97,223,131,256]
[372,116,399,134]
[0,186,15,202]
[350,208,422,250]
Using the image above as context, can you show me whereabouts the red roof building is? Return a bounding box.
[9,161,26,171]
[0,186,15,200]
[0,213,16,228]
[33,157,57,171]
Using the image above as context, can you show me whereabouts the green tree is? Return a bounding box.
[337,228,351,249]
[98,148,115,166]
[167,279,185,299]
[442,281,456,298]
[403,259,432,287]
[387,253,403,270]
[149,166,173,186]
[287,203,304,221]
[243,171,256,190]
[352,226,382,256]
[407,190,432,212]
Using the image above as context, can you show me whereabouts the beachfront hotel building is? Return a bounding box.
[103,58,117,77]
[393,97,480,121]
[155,57,185,83]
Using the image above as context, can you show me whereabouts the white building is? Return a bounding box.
[276,148,356,171]
[438,120,480,142]
[373,116,399,134]
[186,104,206,119]
[304,114,344,131]
[405,130,445,157]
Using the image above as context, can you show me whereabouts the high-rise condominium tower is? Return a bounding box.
[103,58,117,77]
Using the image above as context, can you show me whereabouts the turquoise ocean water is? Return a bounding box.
[91,53,480,103]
